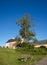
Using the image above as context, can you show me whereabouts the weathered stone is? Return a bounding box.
[19,54,33,62]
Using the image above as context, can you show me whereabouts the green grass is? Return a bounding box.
[0,47,47,65]
[0,48,29,65]
[0,48,21,65]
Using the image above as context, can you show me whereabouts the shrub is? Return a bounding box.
[40,46,46,48]
[21,42,29,47]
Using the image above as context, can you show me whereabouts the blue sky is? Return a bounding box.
[0,0,47,46]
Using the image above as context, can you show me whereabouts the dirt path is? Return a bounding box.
[34,56,47,65]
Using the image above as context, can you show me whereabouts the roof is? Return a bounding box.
[6,39,16,43]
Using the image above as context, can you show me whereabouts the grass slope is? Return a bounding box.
[0,47,47,65]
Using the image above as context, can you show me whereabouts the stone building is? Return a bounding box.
[5,38,24,49]
[5,39,17,49]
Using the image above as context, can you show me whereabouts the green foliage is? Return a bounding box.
[17,43,47,55]
[33,38,38,43]
[40,46,46,48]
[16,14,35,42]
[20,42,29,47]
[15,36,21,44]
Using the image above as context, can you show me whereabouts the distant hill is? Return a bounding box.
[33,39,47,45]
[39,39,47,44]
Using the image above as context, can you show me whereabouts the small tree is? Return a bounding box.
[33,38,38,43]
[16,14,35,43]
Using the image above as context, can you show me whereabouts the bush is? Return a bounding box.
[40,46,46,48]
[16,43,47,55]
[21,42,29,47]
[29,45,34,49]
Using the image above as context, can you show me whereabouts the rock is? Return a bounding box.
[18,54,33,62]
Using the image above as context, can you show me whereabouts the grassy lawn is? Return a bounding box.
[0,46,47,65]
[0,48,29,65]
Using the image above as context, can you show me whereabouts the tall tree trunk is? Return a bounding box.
[24,25,27,43]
